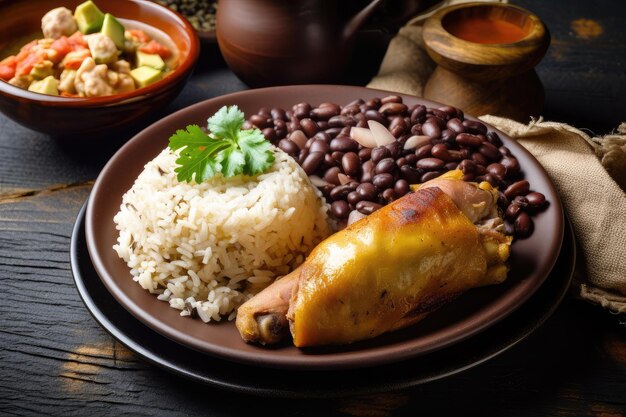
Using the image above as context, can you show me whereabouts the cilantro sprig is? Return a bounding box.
[168,105,275,183]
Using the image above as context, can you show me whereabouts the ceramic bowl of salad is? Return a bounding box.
[0,0,199,139]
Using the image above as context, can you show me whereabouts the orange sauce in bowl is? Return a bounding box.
[445,17,527,44]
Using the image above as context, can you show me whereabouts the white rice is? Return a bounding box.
[113,147,332,322]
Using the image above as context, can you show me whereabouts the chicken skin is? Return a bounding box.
[236,172,512,347]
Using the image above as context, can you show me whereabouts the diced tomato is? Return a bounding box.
[15,51,46,76]
[51,37,72,58]
[60,91,80,98]
[128,29,150,43]
[62,49,91,70]
[15,40,39,62]
[0,55,17,80]
[67,31,88,51]
[139,40,171,60]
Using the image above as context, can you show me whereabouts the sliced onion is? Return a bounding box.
[367,120,396,146]
[338,173,352,185]
[403,135,432,150]
[349,126,377,148]
[289,130,308,149]
[348,210,367,226]
[308,175,328,188]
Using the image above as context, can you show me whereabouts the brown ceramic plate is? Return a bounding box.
[86,85,564,370]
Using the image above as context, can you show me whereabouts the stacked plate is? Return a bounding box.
[70,86,575,398]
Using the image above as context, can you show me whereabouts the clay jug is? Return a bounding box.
[216,0,383,87]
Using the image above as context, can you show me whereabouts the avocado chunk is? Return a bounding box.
[29,61,54,79]
[28,76,59,96]
[101,13,125,49]
[130,66,162,88]
[74,1,105,34]
[136,51,165,70]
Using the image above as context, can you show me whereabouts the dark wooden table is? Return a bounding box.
[1,1,625,415]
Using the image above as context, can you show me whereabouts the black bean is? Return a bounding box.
[396,157,408,167]
[364,110,386,125]
[257,107,271,118]
[479,142,501,161]
[456,133,483,148]
[330,137,359,152]
[431,143,451,161]
[361,160,375,183]
[472,152,488,166]
[512,195,530,209]
[382,188,397,202]
[331,151,345,163]
[410,105,427,124]
[301,151,325,175]
[330,183,356,200]
[389,116,408,137]
[310,105,340,120]
[313,131,331,143]
[271,108,287,121]
[399,165,422,183]
[329,115,356,128]
[375,158,396,174]
[324,153,339,167]
[410,124,423,135]
[458,159,477,174]
[342,152,360,177]
[394,179,410,196]
[324,127,342,138]
[262,127,277,142]
[372,173,395,190]
[462,120,488,135]
[415,144,433,159]
[347,191,361,206]
[504,180,530,199]
[300,118,320,137]
[440,129,457,146]
[309,139,330,154]
[250,114,271,128]
[487,163,506,179]
[358,148,372,162]
[356,201,382,215]
[298,148,308,164]
[379,102,408,116]
[341,104,361,116]
[429,109,448,122]
[416,157,445,171]
[501,157,521,175]
[371,146,391,163]
[422,120,441,138]
[514,212,533,238]
[356,182,377,201]
[499,146,512,157]
[381,95,402,104]
[486,131,503,147]
[421,170,444,183]
[278,139,299,156]
[331,200,350,219]
[323,166,341,185]
[385,141,402,158]
[526,192,546,209]
[405,154,418,166]
[444,162,458,171]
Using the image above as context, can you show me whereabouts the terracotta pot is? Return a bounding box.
[216,0,382,87]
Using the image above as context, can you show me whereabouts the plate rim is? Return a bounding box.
[85,85,564,370]
[72,201,575,397]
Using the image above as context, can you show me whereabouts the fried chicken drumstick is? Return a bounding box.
[236,172,512,347]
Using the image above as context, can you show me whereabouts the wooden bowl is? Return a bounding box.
[0,0,200,140]
[422,2,550,121]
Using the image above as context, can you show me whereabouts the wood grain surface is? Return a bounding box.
[1,1,625,415]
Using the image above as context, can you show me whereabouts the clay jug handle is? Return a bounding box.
[343,0,383,42]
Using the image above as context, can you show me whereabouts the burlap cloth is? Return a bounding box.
[367,0,626,313]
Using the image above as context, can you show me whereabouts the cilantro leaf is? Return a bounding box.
[168,106,275,183]
[238,128,275,175]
